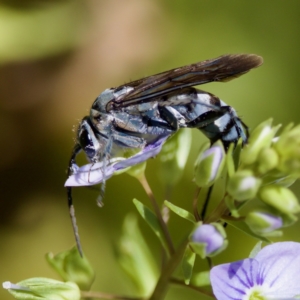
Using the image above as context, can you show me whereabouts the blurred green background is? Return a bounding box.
[1,1,300,299]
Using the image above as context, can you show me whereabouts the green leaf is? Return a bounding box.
[226,143,235,178]
[115,214,159,297]
[189,242,206,259]
[133,199,169,253]
[181,246,196,285]
[3,278,80,300]
[164,200,195,223]
[232,138,243,170]
[223,218,271,243]
[45,246,95,291]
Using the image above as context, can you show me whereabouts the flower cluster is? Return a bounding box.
[193,119,300,237]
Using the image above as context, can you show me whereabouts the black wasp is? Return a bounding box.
[66,54,263,255]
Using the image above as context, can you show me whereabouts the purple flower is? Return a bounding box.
[210,242,300,300]
[191,224,226,256]
[65,136,169,187]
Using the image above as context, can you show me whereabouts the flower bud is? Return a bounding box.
[194,141,225,188]
[274,124,300,176]
[3,278,80,300]
[259,185,300,215]
[190,223,227,257]
[256,147,279,174]
[227,170,262,201]
[158,129,192,186]
[245,211,283,235]
[240,119,280,165]
[46,247,95,290]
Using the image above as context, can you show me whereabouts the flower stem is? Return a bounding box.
[193,187,201,221]
[204,194,229,224]
[149,239,189,300]
[138,175,175,256]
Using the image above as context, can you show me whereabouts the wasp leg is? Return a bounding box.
[67,143,84,257]
[185,108,227,128]
[157,106,180,130]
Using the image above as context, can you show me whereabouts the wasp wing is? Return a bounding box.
[111,54,263,108]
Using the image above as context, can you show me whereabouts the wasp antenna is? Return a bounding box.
[67,187,83,257]
[67,144,83,257]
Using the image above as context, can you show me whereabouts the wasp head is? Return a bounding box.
[77,117,102,163]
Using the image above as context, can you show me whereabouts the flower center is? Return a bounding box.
[243,286,266,300]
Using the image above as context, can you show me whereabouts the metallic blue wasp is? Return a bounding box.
[66,54,263,255]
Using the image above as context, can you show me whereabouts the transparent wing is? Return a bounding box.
[111,54,263,108]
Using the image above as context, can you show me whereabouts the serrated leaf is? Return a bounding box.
[133,199,169,253]
[223,219,271,243]
[181,246,196,285]
[164,200,195,223]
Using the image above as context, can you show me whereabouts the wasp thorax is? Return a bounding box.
[91,88,115,113]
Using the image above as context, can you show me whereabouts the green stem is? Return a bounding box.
[138,175,175,256]
[149,239,189,300]
[204,194,229,224]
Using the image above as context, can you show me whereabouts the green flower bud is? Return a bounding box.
[46,247,95,291]
[258,185,300,215]
[240,119,280,165]
[274,124,300,176]
[245,211,283,235]
[256,148,279,174]
[158,129,192,186]
[227,170,262,201]
[194,141,225,188]
[3,278,80,300]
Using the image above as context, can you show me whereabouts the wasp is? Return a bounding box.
[66,54,263,255]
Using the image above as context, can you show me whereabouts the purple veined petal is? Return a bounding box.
[65,136,169,187]
[210,258,259,300]
[255,242,300,299]
[210,242,300,300]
